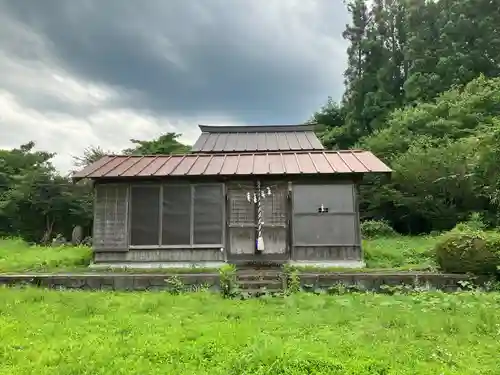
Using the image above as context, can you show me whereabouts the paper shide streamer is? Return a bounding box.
[245,181,273,252]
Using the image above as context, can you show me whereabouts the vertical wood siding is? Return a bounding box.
[227,182,255,255]
[93,184,129,251]
[293,246,362,261]
[262,182,287,255]
[292,183,361,260]
[227,182,288,257]
[94,249,223,262]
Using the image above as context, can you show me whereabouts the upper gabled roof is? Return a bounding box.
[192,124,324,153]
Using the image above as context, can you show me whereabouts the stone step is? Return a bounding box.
[237,273,282,281]
[242,289,282,295]
[238,279,282,288]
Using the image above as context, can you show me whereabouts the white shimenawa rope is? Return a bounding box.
[256,180,265,251]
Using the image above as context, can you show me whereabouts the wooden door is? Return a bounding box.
[227,182,288,261]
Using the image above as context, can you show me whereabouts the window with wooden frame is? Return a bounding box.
[193,184,224,244]
[130,185,161,246]
[129,183,224,247]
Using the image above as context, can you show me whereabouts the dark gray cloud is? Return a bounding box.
[0,0,349,171]
[3,0,348,122]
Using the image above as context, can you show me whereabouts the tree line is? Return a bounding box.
[0,135,188,243]
[1,0,500,242]
[313,0,500,233]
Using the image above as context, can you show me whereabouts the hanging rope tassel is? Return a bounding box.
[256,180,265,252]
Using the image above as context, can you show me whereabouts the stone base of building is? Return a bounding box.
[287,260,366,268]
[89,261,226,269]
[89,260,365,269]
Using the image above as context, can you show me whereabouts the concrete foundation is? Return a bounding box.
[287,260,365,268]
[89,261,226,269]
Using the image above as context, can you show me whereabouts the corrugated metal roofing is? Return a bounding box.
[191,124,324,152]
[72,151,391,180]
[192,131,324,152]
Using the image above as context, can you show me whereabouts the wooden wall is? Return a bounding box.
[93,184,129,252]
[92,178,363,264]
[291,182,362,261]
[293,246,362,261]
[94,249,223,263]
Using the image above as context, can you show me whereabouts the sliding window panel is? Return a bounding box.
[162,185,191,245]
[193,184,224,245]
[130,185,160,245]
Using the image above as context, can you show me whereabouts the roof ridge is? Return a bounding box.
[198,124,316,133]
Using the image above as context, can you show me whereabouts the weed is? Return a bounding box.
[165,275,184,294]
[361,219,397,238]
[219,264,239,298]
[282,264,301,294]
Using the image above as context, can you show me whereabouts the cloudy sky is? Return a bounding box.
[0,0,349,172]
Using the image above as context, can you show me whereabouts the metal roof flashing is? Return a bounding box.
[198,124,316,133]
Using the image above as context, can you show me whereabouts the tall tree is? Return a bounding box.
[342,0,370,140]
[0,142,92,242]
[123,133,190,155]
[72,146,109,168]
[359,76,500,233]
[310,98,351,149]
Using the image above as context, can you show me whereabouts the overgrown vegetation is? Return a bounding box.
[312,0,500,235]
[1,288,500,374]
[0,238,92,273]
[0,237,442,273]
[165,275,185,295]
[282,264,301,295]
[361,219,398,238]
[363,235,436,269]
[435,229,500,275]
[219,264,239,297]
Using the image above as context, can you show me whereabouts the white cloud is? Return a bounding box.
[0,88,243,172]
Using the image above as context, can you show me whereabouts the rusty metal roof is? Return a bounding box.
[192,124,324,152]
[72,151,391,180]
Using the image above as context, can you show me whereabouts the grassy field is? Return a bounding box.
[0,238,92,273]
[0,236,438,273]
[363,235,437,269]
[0,288,498,374]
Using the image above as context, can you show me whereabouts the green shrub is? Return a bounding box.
[165,275,184,294]
[453,212,487,232]
[434,228,500,275]
[219,264,238,298]
[363,236,437,269]
[282,264,301,294]
[361,220,397,238]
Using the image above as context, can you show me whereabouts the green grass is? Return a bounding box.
[363,235,437,269]
[0,289,499,374]
[0,238,92,273]
[0,236,438,273]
